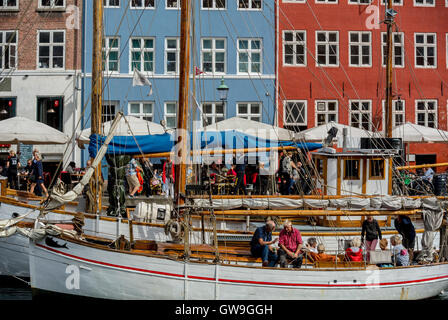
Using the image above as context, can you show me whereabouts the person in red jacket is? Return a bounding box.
[345,237,363,262]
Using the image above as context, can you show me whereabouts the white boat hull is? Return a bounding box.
[29,235,448,300]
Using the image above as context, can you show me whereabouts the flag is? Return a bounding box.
[132,68,153,96]
[195,66,205,76]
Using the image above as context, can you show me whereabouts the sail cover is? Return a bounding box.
[88,130,322,158]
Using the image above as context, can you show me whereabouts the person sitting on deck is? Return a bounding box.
[278,220,303,268]
[345,237,363,262]
[250,219,278,267]
[377,238,394,268]
[314,244,339,262]
[422,167,434,183]
[390,235,410,267]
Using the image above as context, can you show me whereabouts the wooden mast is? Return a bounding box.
[385,0,394,138]
[174,0,191,207]
[89,0,104,213]
[176,0,191,259]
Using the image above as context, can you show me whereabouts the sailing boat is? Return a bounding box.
[21,0,448,300]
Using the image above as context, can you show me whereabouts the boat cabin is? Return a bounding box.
[312,149,396,196]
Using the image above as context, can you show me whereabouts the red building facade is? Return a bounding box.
[277,0,448,168]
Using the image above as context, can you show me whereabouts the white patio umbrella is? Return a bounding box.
[77,115,167,145]
[202,116,297,141]
[0,116,69,145]
[392,122,448,143]
[295,121,375,142]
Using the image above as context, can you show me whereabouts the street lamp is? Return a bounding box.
[216,76,229,107]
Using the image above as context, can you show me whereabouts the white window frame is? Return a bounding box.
[130,0,155,9]
[348,0,372,4]
[0,0,19,10]
[165,37,179,74]
[129,37,155,74]
[349,100,372,131]
[315,31,339,67]
[201,38,226,74]
[381,32,404,68]
[237,38,262,74]
[237,102,262,122]
[315,100,338,126]
[415,33,437,68]
[164,102,178,128]
[380,0,402,5]
[102,36,120,73]
[38,0,66,9]
[37,30,65,70]
[283,30,306,67]
[201,102,225,126]
[166,0,180,9]
[201,0,226,10]
[413,0,435,7]
[128,102,154,121]
[104,0,120,8]
[348,31,371,67]
[0,30,17,70]
[381,100,406,128]
[237,0,262,10]
[315,0,337,3]
[415,100,437,128]
[283,100,307,127]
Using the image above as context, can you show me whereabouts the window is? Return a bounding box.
[414,0,434,6]
[38,30,65,69]
[131,0,154,8]
[344,159,360,180]
[315,0,337,3]
[165,102,177,128]
[316,100,338,125]
[316,31,338,66]
[415,33,436,68]
[202,0,225,9]
[349,31,371,67]
[392,99,405,127]
[369,159,385,180]
[416,100,437,128]
[166,0,180,8]
[238,39,261,74]
[39,0,65,9]
[348,0,372,4]
[237,102,261,122]
[165,38,179,74]
[37,97,64,132]
[284,100,306,131]
[283,31,306,66]
[201,102,225,126]
[129,102,153,121]
[201,38,226,74]
[238,0,261,9]
[381,32,404,68]
[102,37,119,72]
[349,100,371,130]
[0,98,16,121]
[0,31,17,69]
[380,0,402,4]
[104,0,120,7]
[102,101,118,123]
[0,0,18,10]
[130,37,154,73]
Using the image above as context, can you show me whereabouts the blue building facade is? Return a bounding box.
[81,0,276,166]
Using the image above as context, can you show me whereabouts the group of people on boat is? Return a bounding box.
[250,215,416,268]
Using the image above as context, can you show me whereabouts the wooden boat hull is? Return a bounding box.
[29,235,448,300]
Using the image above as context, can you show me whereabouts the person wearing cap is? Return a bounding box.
[250,219,278,267]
